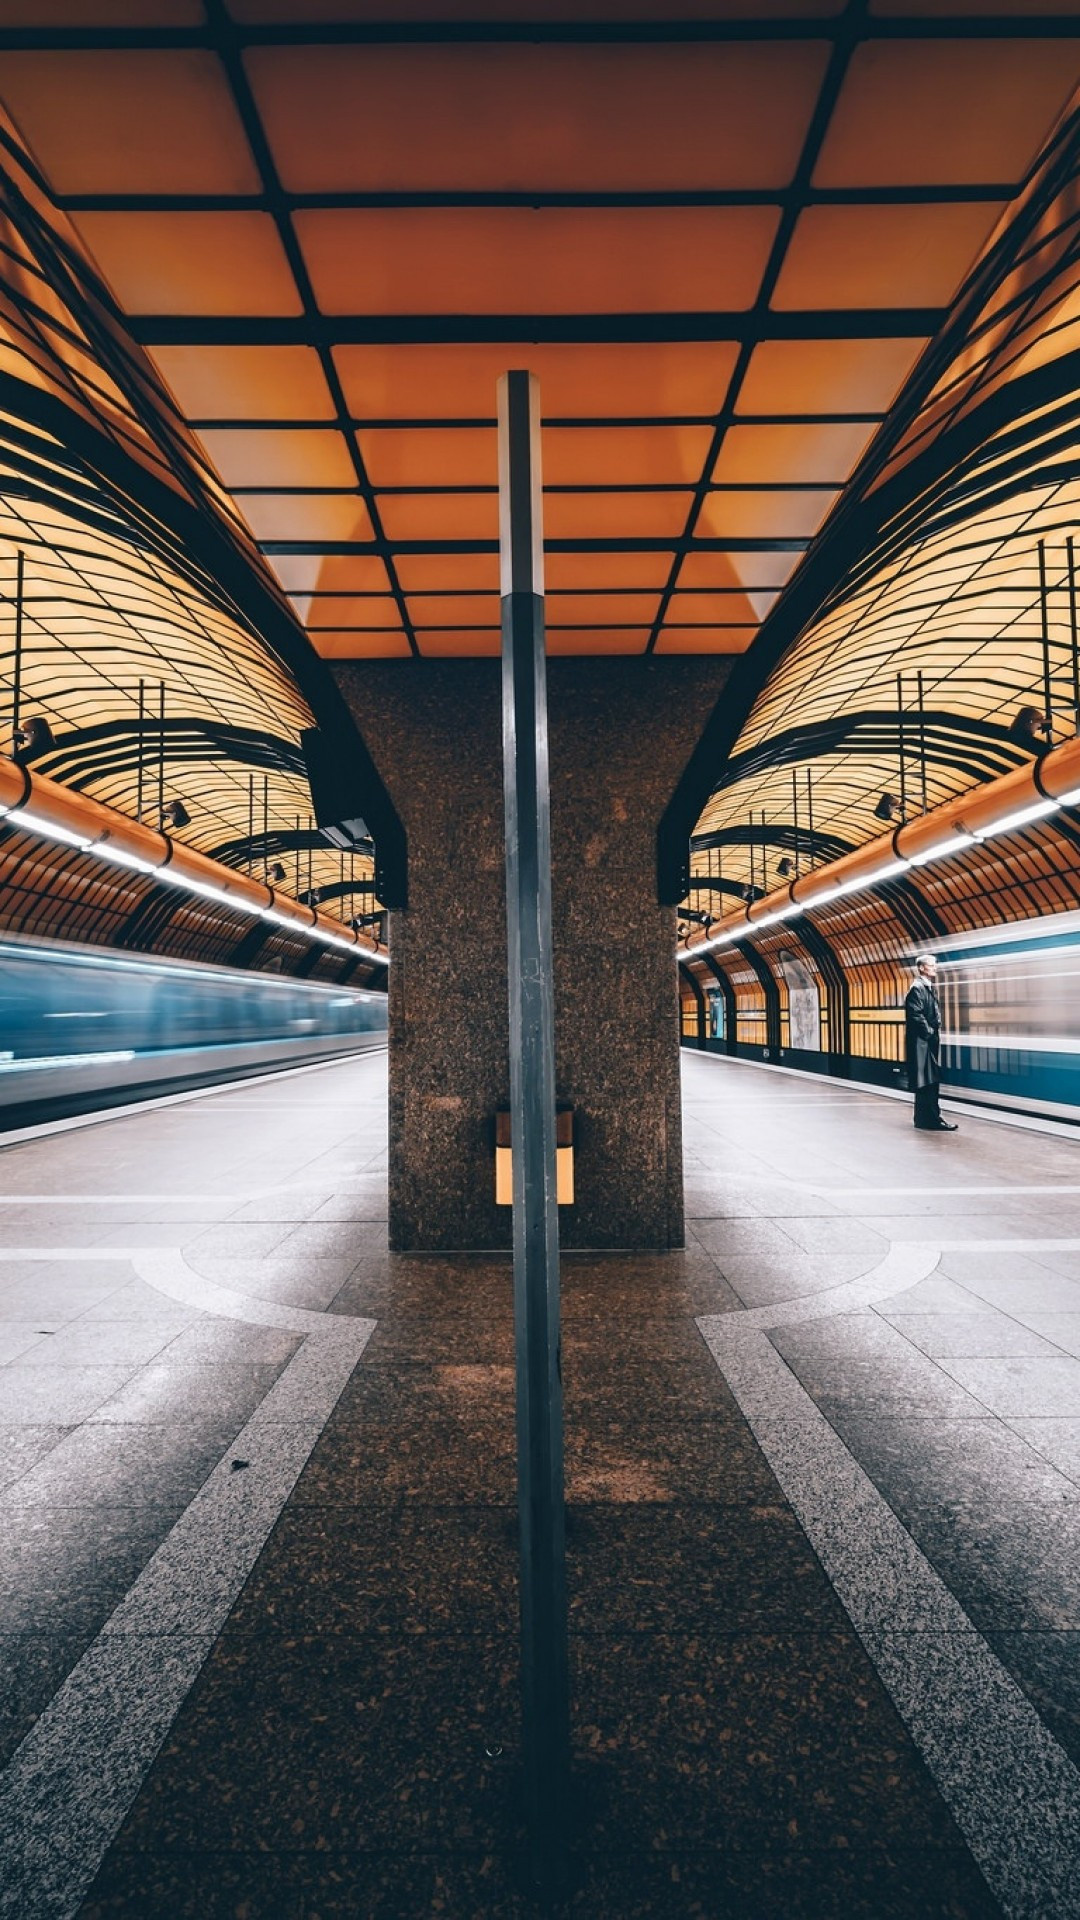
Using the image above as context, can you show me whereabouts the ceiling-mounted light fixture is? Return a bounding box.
[161,799,190,831]
[873,792,900,822]
[267,862,286,884]
[1008,707,1051,751]
[776,857,793,878]
[13,716,56,763]
[0,790,388,966]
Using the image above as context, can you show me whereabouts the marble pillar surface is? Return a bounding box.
[334,658,730,1250]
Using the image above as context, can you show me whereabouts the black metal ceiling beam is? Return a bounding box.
[27,717,305,787]
[207,829,374,865]
[0,15,1075,46]
[301,585,767,599]
[879,874,949,943]
[717,708,1029,792]
[682,876,759,902]
[128,310,945,348]
[646,0,869,658]
[200,0,419,661]
[829,370,1080,599]
[236,480,839,496]
[691,823,854,861]
[260,537,809,554]
[53,185,1015,212]
[190,413,884,431]
[299,877,380,909]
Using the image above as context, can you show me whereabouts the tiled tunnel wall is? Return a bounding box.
[0,821,384,990]
[679,810,1080,1081]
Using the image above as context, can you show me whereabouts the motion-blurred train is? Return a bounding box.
[0,932,387,1126]
[936,910,1080,1122]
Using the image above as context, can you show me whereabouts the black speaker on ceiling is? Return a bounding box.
[300,721,407,908]
[300,726,371,851]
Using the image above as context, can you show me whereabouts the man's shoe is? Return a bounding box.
[933,1119,958,1131]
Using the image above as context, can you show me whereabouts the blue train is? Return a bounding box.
[936,910,1080,1122]
[0,932,387,1124]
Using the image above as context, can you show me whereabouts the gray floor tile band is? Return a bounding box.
[0,1247,344,1336]
[700,1243,939,1334]
[937,1239,1080,1253]
[0,1311,375,1920]
[699,1303,1080,1918]
[0,1173,389,1204]
[809,1185,1080,1198]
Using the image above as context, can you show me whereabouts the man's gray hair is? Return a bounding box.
[915,952,936,970]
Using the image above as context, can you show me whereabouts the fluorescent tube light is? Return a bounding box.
[4,807,91,851]
[906,831,976,867]
[974,798,1057,838]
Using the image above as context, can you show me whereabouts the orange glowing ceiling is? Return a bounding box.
[0,4,1075,660]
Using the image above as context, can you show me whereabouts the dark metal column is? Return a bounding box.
[497,370,569,1887]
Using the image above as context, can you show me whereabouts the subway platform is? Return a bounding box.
[0,1052,1079,1916]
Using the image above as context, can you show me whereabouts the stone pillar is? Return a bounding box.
[334,657,730,1251]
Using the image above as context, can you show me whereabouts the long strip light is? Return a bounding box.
[688,794,1080,961]
[0,801,389,968]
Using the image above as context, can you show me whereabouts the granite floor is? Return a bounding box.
[0,1051,1079,1914]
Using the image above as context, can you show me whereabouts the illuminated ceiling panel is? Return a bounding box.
[197,428,359,490]
[771,203,1006,310]
[697,490,840,540]
[332,341,741,420]
[307,595,402,629]
[814,39,1075,187]
[543,492,693,541]
[246,41,828,193]
[0,3,1074,667]
[153,347,337,422]
[294,206,779,315]
[312,628,413,660]
[546,593,662,627]
[736,338,928,417]
[0,51,259,194]
[545,552,673,591]
[710,422,876,485]
[394,552,501,593]
[656,627,755,655]
[233,493,373,542]
[376,492,500,542]
[69,211,302,316]
[666,591,761,627]
[416,628,501,657]
[678,551,801,591]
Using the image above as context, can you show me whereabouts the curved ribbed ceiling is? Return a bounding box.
[688,92,1080,924]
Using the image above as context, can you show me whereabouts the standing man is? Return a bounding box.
[905,953,957,1132]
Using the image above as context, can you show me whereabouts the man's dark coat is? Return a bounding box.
[904,976,942,1091]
